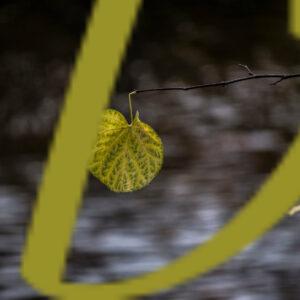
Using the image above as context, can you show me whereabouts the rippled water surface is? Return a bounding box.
[1,1,300,299]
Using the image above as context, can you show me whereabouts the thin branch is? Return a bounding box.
[238,64,254,76]
[271,76,289,85]
[130,68,300,95]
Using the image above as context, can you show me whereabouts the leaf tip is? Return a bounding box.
[135,110,140,120]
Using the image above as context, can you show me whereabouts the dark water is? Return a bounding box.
[1,1,300,299]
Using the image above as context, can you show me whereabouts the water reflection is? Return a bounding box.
[1,1,300,299]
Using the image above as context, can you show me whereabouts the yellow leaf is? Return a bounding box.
[289,204,300,215]
[89,109,163,192]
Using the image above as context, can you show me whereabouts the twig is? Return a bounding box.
[130,66,300,95]
[238,64,254,76]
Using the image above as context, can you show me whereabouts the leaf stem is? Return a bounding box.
[128,91,136,123]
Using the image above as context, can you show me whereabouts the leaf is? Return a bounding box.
[88,109,163,192]
[289,204,300,216]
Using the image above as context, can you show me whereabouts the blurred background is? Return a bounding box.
[1,0,300,299]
